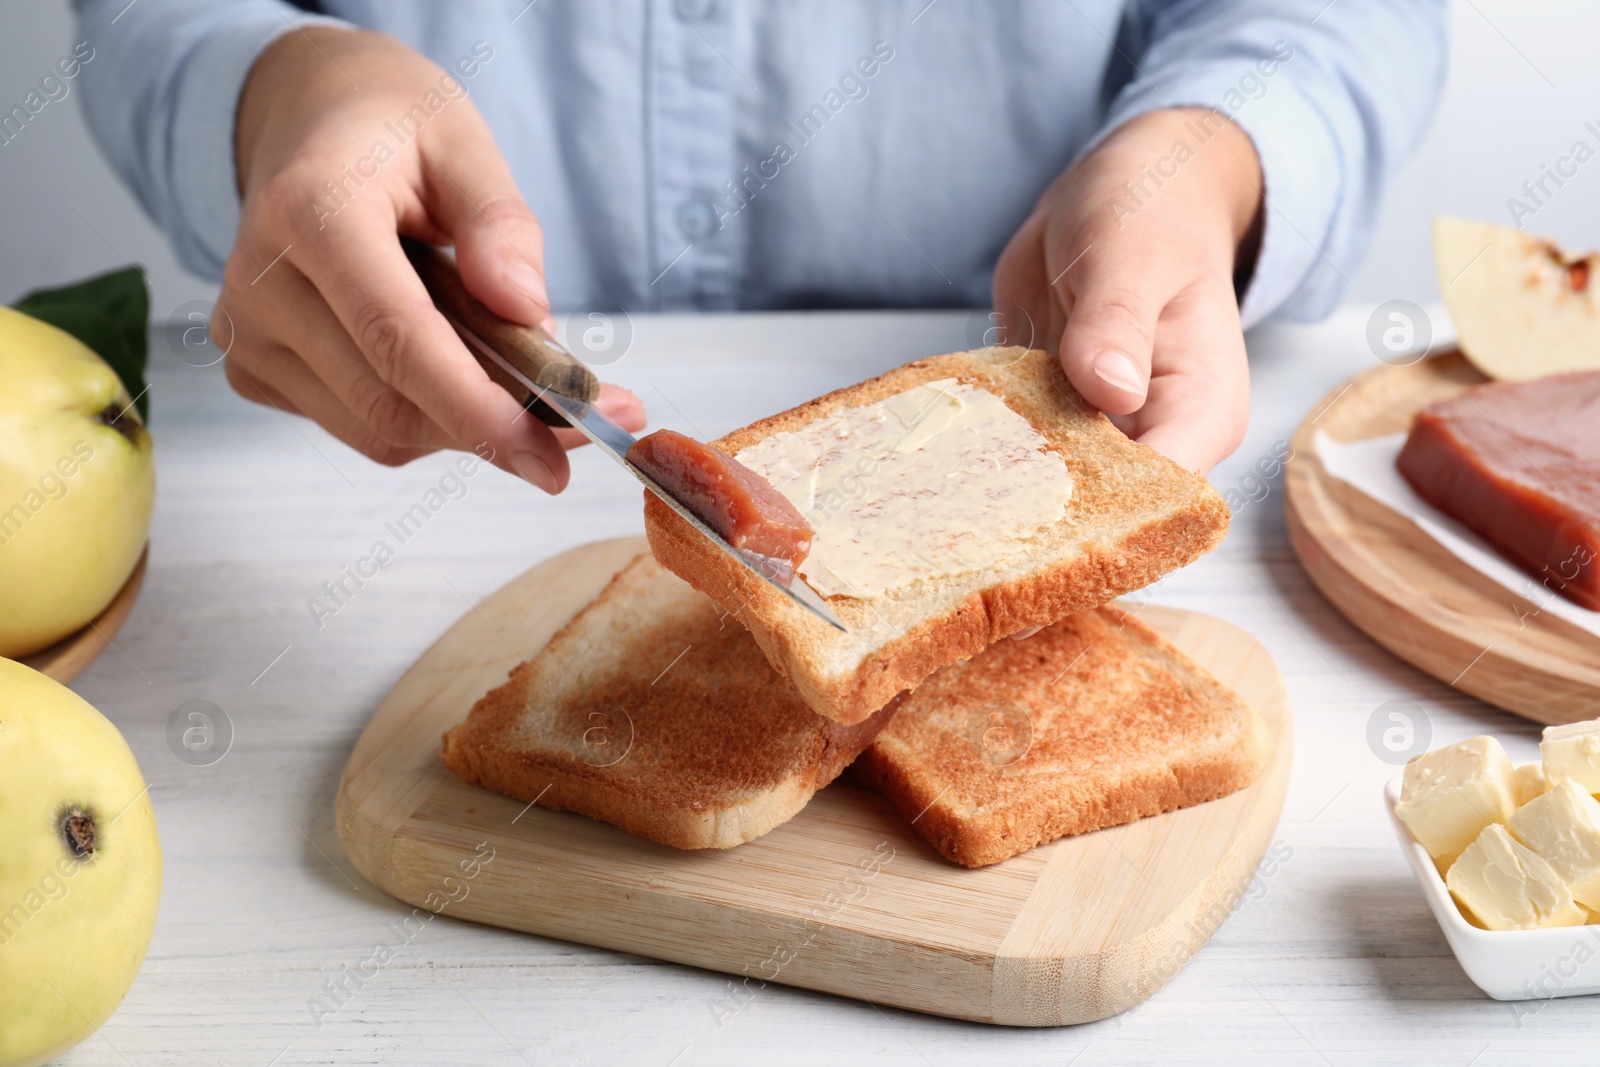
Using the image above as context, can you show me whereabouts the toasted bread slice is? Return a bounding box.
[644,347,1229,724]
[852,605,1267,867]
[439,553,898,850]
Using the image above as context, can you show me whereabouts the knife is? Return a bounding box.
[402,238,847,632]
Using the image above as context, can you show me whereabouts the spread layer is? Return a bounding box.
[734,378,1073,598]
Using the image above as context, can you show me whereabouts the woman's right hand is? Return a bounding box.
[216,27,644,492]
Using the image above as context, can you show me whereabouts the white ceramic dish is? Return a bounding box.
[1385,777,1600,1001]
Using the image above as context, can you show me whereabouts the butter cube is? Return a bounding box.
[1542,719,1600,793]
[1514,762,1548,807]
[1394,736,1518,866]
[1446,824,1588,931]
[1509,780,1600,911]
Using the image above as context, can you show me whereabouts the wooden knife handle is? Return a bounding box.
[402,238,599,423]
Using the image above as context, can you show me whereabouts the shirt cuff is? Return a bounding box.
[168,7,350,277]
[1093,58,1344,329]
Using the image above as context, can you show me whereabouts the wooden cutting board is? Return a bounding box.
[336,537,1292,1026]
[1284,351,1600,725]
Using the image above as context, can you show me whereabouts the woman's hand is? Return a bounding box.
[993,108,1263,474]
[217,27,643,492]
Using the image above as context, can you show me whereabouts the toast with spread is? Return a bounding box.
[853,604,1268,867]
[643,347,1230,724]
[439,553,898,850]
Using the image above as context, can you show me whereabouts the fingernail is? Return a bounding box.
[504,260,549,309]
[510,450,559,493]
[1092,350,1146,397]
[1009,625,1043,641]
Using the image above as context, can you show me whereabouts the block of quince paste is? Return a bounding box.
[1509,780,1600,912]
[1542,719,1600,793]
[1394,370,1600,611]
[1514,762,1548,807]
[1394,736,1518,868]
[1447,824,1587,931]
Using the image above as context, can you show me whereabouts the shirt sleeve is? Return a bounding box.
[73,0,351,280]
[1093,0,1448,327]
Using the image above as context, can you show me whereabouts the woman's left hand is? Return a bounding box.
[993,107,1264,474]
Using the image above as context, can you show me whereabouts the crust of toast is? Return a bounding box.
[439,554,898,850]
[644,347,1230,724]
[850,605,1268,867]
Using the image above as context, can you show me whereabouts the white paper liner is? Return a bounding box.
[1313,430,1600,639]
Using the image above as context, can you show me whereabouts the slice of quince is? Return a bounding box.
[1435,215,1600,381]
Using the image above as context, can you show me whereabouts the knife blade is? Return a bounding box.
[403,239,847,632]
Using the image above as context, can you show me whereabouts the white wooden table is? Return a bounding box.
[60,308,1568,1066]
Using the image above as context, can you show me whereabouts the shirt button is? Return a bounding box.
[676,199,718,240]
[674,0,717,21]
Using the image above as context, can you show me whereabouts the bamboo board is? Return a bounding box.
[1284,351,1600,725]
[336,537,1292,1025]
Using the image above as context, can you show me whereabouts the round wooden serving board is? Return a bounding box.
[19,545,148,685]
[1285,351,1600,725]
[336,537,1292,1026]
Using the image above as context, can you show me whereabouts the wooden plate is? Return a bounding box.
[336,537,1292,1026]
[19,545,149,685]
[1284,351,1600,724]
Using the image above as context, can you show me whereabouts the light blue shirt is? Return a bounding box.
[74,0,1446,326]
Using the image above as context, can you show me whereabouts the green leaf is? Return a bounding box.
[13,267,151,422]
